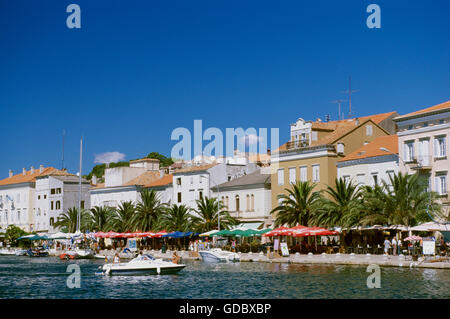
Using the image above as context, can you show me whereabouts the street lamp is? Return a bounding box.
[379,147,405,167]
[200,175,221,231]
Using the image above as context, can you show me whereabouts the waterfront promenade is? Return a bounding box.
[93,249,450,270]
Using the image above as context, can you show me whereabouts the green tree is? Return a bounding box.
[88,206,114,232]
[54,207,89,233]
[312,178,363,228]
[146,152,174,167]
[5,225,28,245]
[191,197,238,233]
[361,172,439,227]
[130,189,165,231]
[271,181,321,227]
[106,201,135,232]
[159,204,194,232]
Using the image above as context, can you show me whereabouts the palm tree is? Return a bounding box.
[88,206,114,232]
[159,204,194,232]
[191,197,238,233]
[361,172,440,227]
[107,201,135,232]
[311,178,363,228]
[54,207,89,233]
[271,181,321,227]
[130,189,165,231]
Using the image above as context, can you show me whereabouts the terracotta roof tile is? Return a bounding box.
[124,171,161,186]
[0,167,58,186]
[394,101,450,120]
[338,135,398,162]
[144,174,173,188]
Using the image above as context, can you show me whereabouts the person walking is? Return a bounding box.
[384,238,391,255]
[392,237,397,256]
[397,238,402,255]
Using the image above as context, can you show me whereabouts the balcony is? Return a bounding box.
[407,155,432,170]
[285,140,310,150]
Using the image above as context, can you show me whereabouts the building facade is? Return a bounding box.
[211,169,273,229]
[271,112,397,208]
[337,135,399,188]
[393,100,450,216]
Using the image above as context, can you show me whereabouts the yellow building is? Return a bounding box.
[270,112,398,209]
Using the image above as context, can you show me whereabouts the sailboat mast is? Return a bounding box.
[77,137,83,232]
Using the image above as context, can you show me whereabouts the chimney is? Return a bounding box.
[8,170,13,178]
[30,166,35,174]
[22,168,26,176]
[39,165,44,173]
[92,175,97,185]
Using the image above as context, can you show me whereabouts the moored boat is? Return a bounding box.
[100,254,185,276]
[0,249,16,256]
[199,248,240,263]
[26,248,49,257]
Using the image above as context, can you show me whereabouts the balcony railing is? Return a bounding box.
[406,155,432,170]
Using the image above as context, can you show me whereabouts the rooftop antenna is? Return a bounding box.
[62,129,66,170]
[331,99,347,120]
[341,76,359,118]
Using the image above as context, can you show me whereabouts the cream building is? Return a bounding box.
[393,100,450,216]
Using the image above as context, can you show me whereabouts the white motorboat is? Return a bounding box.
[99,254,185,276]
[15,249,28,256]
[199,248,240,262]
[0,249,16,256]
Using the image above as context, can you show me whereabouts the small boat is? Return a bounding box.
[99,254,185,276]
[0,249,16,256]
[199,248,240,262]
[60,248,94,260]
[26,248,49,257]
[15,249,28,256]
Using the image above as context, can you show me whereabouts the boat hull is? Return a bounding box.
[106,265,186,276]
[199,250,240,263]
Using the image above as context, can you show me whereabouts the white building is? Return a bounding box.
[34,171,90,233]
[211,169,273,229]
[0,166,89,233]
[337,135,399,188]
[90,158,161,208]
[144,174,173,204]
[172,162,258,210]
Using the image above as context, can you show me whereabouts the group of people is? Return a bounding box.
[383,237,403,255]
[188,239,212,251]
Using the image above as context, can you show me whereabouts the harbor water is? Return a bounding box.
[0,256,449,298]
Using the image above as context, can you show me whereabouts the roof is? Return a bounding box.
[144,174,173,188]
[173,163,217,174]
[338,135,398,162]
[394,100,450,120]
[247,153,271,163]
[129,158,160,164]
[277,111,396,152]
[0,167,59,187]
[212,170,270,190]
[124,171,161,186]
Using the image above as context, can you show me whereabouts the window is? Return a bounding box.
[225,196,229,209]
[50,218,54,226]
[277,169,284,185]
[337,143,344,154]
[289,167,296,184]
[44,195,47,199]
[277,195,283,205]
[51,189,55,195]
[372,173,379,186]
[38,195,40,200]
[404,141,414,162]
[198,190,203,200]
[81,201,85,209]
[176,178,182,186]
[311,131,318,141]
[366,125,373,136]
[435,174,447,195]
[343,175,350,183]
[56,201,61,210]
[235,195,240,212]
[177,192,182,203]
[312,165,320,182]
[51,201,54,210]
[300,166,307,182]
[250,194,255,211]
[434,136,446,158]
[246,194,250,211]
[57,188,61,194]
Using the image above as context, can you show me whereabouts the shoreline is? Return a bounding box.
[92,249,450,270]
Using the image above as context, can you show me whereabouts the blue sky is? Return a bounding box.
[0,0,449,176]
